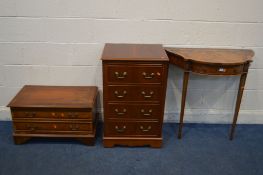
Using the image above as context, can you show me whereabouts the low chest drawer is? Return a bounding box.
[13,120,94,133]
[11,109,94,120]
[104,64,165,84]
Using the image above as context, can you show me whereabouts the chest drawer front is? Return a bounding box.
[106,103,161,120]
[104,121,136,136]
[104,64,164,84]
[106,85,162,102]
[104,121,160,137]
[136,121,161,136]
[11,110,93,120]
[13,121,93,132]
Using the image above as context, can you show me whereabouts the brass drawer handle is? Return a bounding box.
[69,124,79,131]
[25,112,36,117]
[26,124,37,131]
[114,90,127,98]
[218,68,226,72]
[141,91,154,98]
[115,125,126,133]
[140,126,152,132]
[141,109,153,116]
[68,112,79,118]
[142,72,155,79]
[115,108,127,115]
[115,72,127,79]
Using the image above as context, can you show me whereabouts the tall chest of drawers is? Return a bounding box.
[101,43,169,148]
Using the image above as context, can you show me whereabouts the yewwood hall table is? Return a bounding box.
[165,48,254,140]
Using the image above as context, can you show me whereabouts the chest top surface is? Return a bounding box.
[7,85,98,108]
[165,48,254,65]
[101,43,169,61]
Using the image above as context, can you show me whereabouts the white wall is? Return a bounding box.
[0,0,263,123]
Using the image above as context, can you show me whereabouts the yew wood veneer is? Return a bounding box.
[165,48,254,140]
[102,43,169,148]
[7,85,98,145]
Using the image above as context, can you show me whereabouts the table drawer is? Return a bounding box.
[106,103,161,120]
[192,63,244,75]
[104,121,160,137]
[13,121,93,132]
[104,64,164,84]
[11,110,93,120]
[106,85,162,102]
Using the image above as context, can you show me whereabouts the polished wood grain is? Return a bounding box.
[7,86,98,145]
[102,43,168,148]
[101,43,169,61]
[166,48,254,76]
[165,48,254,65]
[8,85,97,108]
[165,47,254,140]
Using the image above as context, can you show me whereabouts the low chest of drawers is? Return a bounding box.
[101,43,169,148]
[7,85,98,145]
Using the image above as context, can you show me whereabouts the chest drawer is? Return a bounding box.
[106,85,162,102]
[104,121,160,137]
[106,103,161,120]
[104,64,164,84]
[11,110,93,120]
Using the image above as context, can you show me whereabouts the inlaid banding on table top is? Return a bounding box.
[165,48,254,65]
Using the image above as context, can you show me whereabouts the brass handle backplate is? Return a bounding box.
[115,108,127,115]
[141,91,154,98]
[25,112,36,117]
[140,126,152,132]
[115,72,127,79]
[218,68,226,72]
[115,125,126,133]
[69,124,79,131]
[140,109,153,116]
[26,124,37,131]
[68,112,79,118]
[114,90,127,98]
[142,72,155,79]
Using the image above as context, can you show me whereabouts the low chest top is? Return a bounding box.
[102,43,169,148]
[7,85,98,145]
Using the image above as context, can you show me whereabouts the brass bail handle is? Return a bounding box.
[141,91,154,98]
[115,72,127,79]
[142,72,155,79]
[114,90,127,98]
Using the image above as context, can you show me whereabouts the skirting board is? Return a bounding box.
[1,107,263,124]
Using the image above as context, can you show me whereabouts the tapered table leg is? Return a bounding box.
[229,73,248,140]
[178,71,190,139]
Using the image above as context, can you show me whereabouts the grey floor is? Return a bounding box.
[0,121,262,175]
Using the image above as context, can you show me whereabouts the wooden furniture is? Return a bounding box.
[165,48,254,140]
[7,85,98,145]
[102,43,169,147]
